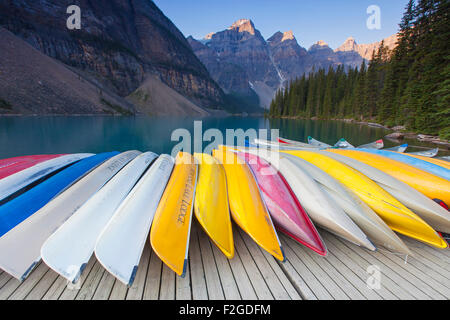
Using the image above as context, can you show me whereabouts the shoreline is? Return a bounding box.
[268,115,450,149]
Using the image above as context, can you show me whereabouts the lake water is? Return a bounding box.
[0,116,447,158]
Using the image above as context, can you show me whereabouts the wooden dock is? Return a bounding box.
[0,221,449,300]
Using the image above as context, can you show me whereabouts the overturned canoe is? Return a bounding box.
[0,152,115,238]
[0,154,65,180]
[150,152,198,277]
[237,151,327,256]
[324,150,450,234]
[284,150,447,249]
[214,147,285,261]
[0,151,139,281]
[96,154,174,286]
[193,153,234,259]
[41,152,157,283]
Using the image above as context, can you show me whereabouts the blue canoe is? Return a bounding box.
[0,152,118,237]
[357,148,450,180]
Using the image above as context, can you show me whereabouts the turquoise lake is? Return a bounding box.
[0,116,446,158]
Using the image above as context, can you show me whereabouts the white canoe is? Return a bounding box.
[0,151,140,280]
[253,139,318,150]
[0,153,93,202]
[335,138,355,149]
[95,155,174,286]
[41,152,158,283]
[323,151,450,234]
[308,136,332,148]
[282,153,410,254]
[407,148,439,158]
[242,148,371,248]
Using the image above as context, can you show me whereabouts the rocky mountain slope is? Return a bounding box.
[0,0,227,114]
[189,19,398,109]
[0,27,135,115]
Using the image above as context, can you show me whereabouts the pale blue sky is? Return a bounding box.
[153,0,409,49]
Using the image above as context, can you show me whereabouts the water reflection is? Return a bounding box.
[0,116,446,158]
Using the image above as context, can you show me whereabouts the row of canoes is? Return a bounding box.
[0,139,448,287]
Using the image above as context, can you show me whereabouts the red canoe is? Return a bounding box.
[237,152,327,256]
[0,155,64,180]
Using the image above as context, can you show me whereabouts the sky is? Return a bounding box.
[153,0,409,49]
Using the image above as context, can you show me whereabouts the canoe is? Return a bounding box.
[237,151,327,256]
[278,137,315,148]
[214,147,285,261]
[407,148,439,158]
[284,150,447,249]
[308,136,332,148]
[233,147,370,249]
[282,153,410,254]
[439,156,450,162]
[41,152,157,283]
[150,152,198,277]
[255,138,318,150]
[335,138,355,149]
[358,149,450,180]
[400,153,450,170]
[0,152,115,238]
[324,151,450,234]
[0,153,93,203]
[385,144,408,153]
[95,155,174,286]
[358,139,384,149]
[0,154,65,180]
[0,151,139,281]
[327,149,450,212]
[193,153,234,259]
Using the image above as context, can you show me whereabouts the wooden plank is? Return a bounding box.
[92,270,115,300]
[323,233,406,300]
[275,247,315,300]
[233,228,273,300]
[42,276,68,300]
[8,262,48,300]
[373,250,449,299]
[211,244,241,300]
[176,259,191,300]
[280,236,330,299]
[402,237,450,262]
[227,235,258,300]
[25,269,59,300]
[126,244,151,300]
[159,264,176,300]
[238,229,290,300]
[403,255,450,284]
[74,261,105,300]
[321,234,387,300]
[337,237,432,300]
[188,223,208,300]
[198,227,225,300]
[58,255,97,300]
[284,236,349,300]
[259,245,302,300]
[142,247,162,300]
[0,271,12,290]
[407,246,450,274]
[303,242,367,300]
[109,280,128,300]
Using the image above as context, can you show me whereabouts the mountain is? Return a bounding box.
[335,34,398,67]
[189,19,398,109]
[0,0,226,114]
[189,19,282,110]
[0,27,135,115]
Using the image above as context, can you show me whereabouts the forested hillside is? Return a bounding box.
[269,0,449,139]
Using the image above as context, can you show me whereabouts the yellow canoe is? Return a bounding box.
[193,153,234,259]
[401,153,450,170]
[213,148,285,261]
[328,149,450,206]
[150,152,198,276]
[283,150,447,249]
